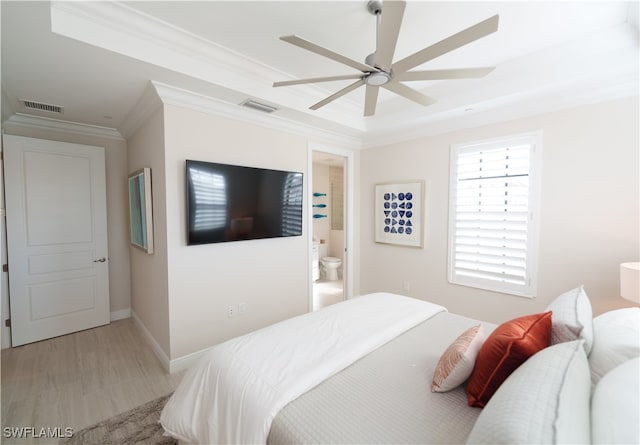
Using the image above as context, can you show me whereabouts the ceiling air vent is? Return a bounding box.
[22,99,64,114]
[240,99,278,114]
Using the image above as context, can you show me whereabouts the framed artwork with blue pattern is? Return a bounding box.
[375,181,424,248]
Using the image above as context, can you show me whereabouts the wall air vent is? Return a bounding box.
[22,100,64,114]
[239,99,278,114]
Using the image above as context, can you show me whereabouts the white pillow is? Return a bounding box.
[545,285,593,353]
[466,340,590,445]
[591,357,640,444]
[589,307,640,386]
[431,324,485,392]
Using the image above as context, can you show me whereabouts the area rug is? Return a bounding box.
[61,394,176,445]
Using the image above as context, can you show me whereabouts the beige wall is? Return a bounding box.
[360,96,640,323]
[163,105,310,359]
[127,107,171,357]
[1,124,132,318]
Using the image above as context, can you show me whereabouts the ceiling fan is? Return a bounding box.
[273,0,499,116]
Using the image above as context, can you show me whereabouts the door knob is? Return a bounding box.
[93,257,106,263]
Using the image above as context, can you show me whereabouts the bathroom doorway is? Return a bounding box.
[311,149,348,311]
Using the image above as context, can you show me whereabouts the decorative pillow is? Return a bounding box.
[591,357,640,444]
[589,307,640,386]
[545,285,593,354]
[466,311,552,408]
[432,324,485,392]
[466,340,591,445]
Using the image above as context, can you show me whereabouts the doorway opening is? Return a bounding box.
[311,150,347,310]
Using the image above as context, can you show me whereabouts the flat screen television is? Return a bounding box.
[186,159,303,245]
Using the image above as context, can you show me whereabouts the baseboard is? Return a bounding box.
[168,345,216,374]
[131,310,171,373]
[130,310,215,374]
[110,308,131,321]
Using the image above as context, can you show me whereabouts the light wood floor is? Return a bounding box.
[1,318,185,445]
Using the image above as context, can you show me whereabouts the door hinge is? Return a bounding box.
[2,264,7,273]
[5,319,10,328]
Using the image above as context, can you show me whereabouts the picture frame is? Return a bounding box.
[374,181,424,248]
[128,167,154,254]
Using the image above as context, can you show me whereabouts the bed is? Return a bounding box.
[160,290,640,445]
[267,309,494,444]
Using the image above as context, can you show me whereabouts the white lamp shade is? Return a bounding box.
[620,262,640,303]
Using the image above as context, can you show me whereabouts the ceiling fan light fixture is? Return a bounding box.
[365,71,391,86]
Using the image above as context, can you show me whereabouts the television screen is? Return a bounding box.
[186,160,303,245]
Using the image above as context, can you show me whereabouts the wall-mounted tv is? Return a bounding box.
[186,160,303,245]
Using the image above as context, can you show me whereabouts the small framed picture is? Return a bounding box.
[374,181,424,248]
[128,168,154,254]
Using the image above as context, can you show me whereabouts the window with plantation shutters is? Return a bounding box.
[448,132,541,297]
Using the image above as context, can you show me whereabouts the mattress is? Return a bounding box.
[268,311,496,444]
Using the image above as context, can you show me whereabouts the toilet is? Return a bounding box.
[321,257,342,281]
[317,242,342,281]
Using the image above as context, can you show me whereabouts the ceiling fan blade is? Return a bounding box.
[310,79,366,110]
[383,82,437,106]
[274,74,363,87]
[280,35,373,73]
[375,0,406,70]
[392,14,499,74]
[364,85,379,116]
[396,67,495,81]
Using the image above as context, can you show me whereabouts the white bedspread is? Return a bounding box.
[160,292,446,444]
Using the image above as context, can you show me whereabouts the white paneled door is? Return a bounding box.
[3,135,110,346]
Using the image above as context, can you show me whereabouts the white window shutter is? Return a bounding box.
[448,133,541,297]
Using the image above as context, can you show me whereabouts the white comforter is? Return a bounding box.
[160,292,446,444]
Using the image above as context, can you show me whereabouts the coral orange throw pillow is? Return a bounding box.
[466,311,552,408]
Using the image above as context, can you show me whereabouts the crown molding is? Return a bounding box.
[362,73,640,149]
[51,1,271,82]
[3,114,125,141]
[49,1,364,133]
[119,82,164,140]
[150,81,362,149]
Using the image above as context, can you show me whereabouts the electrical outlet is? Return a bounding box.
[238,302,246,314]
[403,281,411,292]
[227,305,234,317]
